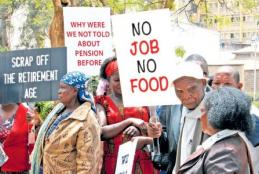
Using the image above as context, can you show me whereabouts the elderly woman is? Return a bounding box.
[95,57,158,174]
[31,71,102,174]
[178,87,254,174]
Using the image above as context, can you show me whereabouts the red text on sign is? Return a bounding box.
[130,39,159,56]
[130,76,168,93]
[77,59,102,66]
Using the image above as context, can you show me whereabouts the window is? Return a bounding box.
[231,16,235,22]
[230,33,234,38]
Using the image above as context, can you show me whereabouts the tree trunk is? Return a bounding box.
[0,8,11,49]
[49,0,78,47]
[1,17,11,48]
[49,0,64,47]
[99,0,108,6]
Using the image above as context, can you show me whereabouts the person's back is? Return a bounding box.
[212,65,259,172]
[178,135,250,174]
[204,135,249,174]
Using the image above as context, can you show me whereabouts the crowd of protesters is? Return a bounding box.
[0,54,259,174]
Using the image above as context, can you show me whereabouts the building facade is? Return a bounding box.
[195,0,259,50]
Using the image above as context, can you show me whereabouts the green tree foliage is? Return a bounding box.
[241,0,258,11]
[0,0,27,48]
[87,76,99,96]
[215,15,231,29]
[20,1,53,48]
[1,0,174,49]
[175,46,186,58]
[0,0,26,12]
[0,45,8,52]
[34,101,55,120]
[188,0,259,29]
[1,0,258,50]
[254,101,259,108]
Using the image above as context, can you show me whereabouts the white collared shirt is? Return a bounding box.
[180,103,203,165]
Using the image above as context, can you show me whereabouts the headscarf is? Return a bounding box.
[105,60,118,78]
[60,71,96,112]
[31,72,95,174]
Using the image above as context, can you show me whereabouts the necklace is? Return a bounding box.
[110,93,124,116]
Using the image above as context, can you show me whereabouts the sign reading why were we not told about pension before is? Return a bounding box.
[0,47,67,104]
[63,7,113,75]
[112,9,179,107]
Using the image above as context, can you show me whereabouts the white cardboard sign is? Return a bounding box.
[63,7,113,75]
[112,9,179,107]
[115,140,137,174]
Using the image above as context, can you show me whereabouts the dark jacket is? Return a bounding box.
[157,105,182,173]
[178,134,253,174]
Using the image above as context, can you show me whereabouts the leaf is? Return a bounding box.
[175,46,186,58]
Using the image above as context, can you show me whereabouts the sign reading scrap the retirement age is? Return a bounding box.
[112,9,178,107]
[0,47,67,104]
[63,7,113,75]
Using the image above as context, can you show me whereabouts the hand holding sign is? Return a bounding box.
[148,116,162,139]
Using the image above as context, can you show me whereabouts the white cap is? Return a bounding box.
[172,61,205,82]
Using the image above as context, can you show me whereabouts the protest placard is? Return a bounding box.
[112,9,179,107]
[115,139,137,174]
[0,47,66,104]
[63,7,113,75]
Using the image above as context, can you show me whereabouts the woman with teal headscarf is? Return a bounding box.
[31,71,102,174]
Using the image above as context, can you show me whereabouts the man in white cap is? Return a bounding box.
[149,61,208,174]
[171,62,208,173]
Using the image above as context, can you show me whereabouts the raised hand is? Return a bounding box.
[147,120,162,138]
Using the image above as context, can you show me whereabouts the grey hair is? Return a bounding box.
[216,66,240,83]
[204,87,252,132]
[185,54,209,77]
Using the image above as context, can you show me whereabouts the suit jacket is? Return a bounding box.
[178,134,252,174]
[158,105,182,154]
[42,102,102,174]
